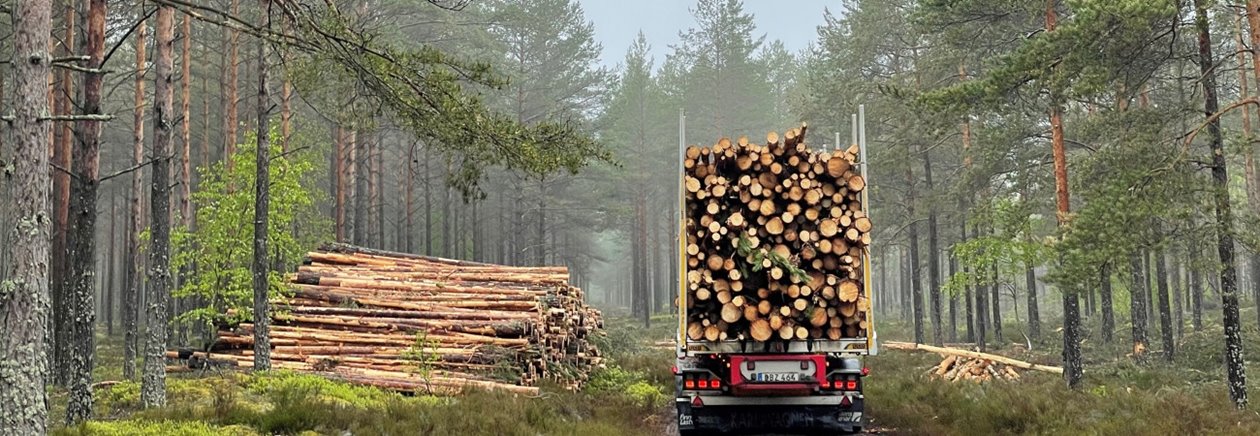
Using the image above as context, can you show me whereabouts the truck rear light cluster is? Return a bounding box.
[823,375,860,391]
[683,374,723,390]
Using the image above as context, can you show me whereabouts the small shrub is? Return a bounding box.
[624,381,666,408]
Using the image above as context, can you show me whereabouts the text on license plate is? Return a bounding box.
[753,372,800,382]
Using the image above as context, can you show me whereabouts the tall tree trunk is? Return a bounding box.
[352,130,365,246]
[1156,250,1174,362]
[125,12,148,382]
[223,0,240,167]
[924,147,943,346]
[963,224,975,343]
[537,177,546,266]
[906,141,923,344]
[180,14,192,229]
[1172,256,1184,339]
[1130,254,1149,358]
[333,126,345,242]
[1028,263,1041,340]
[367,135,379,248]
[0,0,54,431]
[65,0,106,423]
[1191,249,1203,331]
[991,263,1002,342]
[974,224,988,352]
[424,146,433,256]
[252,1,273,372]
[1197,0,1248,407]
[51,0,77,388]
[948,243,958,343]
[1100,264,1114,343]
[442,160,452,257]
[1047,0,1082,389]
[1244,1,1260,331]
[405,143,415,253]
[142,4,176,408]
[900,247,910,322]
[106,195,117,336]
[959,63,976,344]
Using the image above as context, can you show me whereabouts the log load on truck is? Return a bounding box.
[675,110,874,435]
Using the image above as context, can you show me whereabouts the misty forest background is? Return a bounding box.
[12,0,1260,431]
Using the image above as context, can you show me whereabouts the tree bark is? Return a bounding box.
[1243,1,1260,332]
[334,126,345,242]
[367,134,380,248]
[252,1,273,372]
[106,195,117,336]
[991,262,1002,342]
[1100,264,1114,343]
[1172,256,1184,339]
[925,146,943,346]
[1047,0,1081,390]
[424,146,433,256]
[405,143,416,253]
[1199,0,1248,408]
[974,226,987,352]
[1130,254,1149,356]
[142,4,176,408]
[223,0,240,167]
[1027,262,1041,340]
[537,177,546,266]
[0,0,54,432]
[180,14,192,229]
[906,142,922,344]
[948,243,958,343]
[352,130,365,246]
[50,0,77,388]
[65,0,106,423]
[1155,250,1174,362]
[125,11,148,382]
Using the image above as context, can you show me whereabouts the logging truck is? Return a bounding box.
[674,109,875,435]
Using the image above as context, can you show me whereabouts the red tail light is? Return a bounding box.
[711,379,722,389]
[862,367,871,376]
[684,379,696,389]
[699,379,710,389]
[846,380,858,390]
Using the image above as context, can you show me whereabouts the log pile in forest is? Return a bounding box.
[926,355,1022,382]
[684,123,872,343]
[200,243,604,395]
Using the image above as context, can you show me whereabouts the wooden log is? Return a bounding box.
[882,342,1064,374]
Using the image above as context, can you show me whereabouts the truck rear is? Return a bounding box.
[674,112,874,435]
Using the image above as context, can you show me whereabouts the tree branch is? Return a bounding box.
[39,114,115,122]
[101,159,158,183]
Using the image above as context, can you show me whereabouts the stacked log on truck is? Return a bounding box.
[197,243,604,395]
[684,124,872,343]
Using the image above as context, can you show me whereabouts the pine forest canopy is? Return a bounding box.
[6,0,1260,433]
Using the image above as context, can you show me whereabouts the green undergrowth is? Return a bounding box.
[57,323,676,436]
[870,320,1260,435]
[60,369,665,436]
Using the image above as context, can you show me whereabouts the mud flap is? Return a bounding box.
[675,400,864,434]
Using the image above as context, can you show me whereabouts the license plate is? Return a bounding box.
[753,372,800,382]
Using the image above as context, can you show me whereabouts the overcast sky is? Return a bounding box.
[576,0,841,71]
